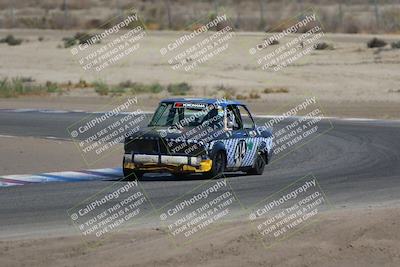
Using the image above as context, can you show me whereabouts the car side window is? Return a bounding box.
[226,105,242,130]
[237,105,255,129]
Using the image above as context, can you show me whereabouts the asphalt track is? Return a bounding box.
[0,109,399,239]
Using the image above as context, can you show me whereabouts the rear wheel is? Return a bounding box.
[246,153,266,175]
[203,151,226,179]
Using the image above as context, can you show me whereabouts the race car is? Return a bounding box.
[123,98,273,179]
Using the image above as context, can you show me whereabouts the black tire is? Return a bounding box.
[123,169,144,180]
[246,153,266,175]
[123,167,131,178]
[203,151,226,179]
[123,159,144,180]
[173,173,192,179]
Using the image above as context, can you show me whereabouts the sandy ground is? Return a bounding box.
[1,206,399,267]
[1,95,400,119]
[0,30,399,118]
[0,136,121,175]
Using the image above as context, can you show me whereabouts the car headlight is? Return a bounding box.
[190,156,203,166]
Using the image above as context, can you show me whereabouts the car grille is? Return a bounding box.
[161,139,206,156]
[125,138,158,154]
[125,137,206,156]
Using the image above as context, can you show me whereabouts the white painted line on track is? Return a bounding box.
[38,110,69,114]
[12,109,37,112]
[0,134,16,138]
[0,134,71,142]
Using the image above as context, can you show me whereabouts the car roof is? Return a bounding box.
[160,98,244,107]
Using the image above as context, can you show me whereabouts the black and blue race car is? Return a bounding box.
[123,98,273,179]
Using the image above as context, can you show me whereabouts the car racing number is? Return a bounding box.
[234,139,247,167]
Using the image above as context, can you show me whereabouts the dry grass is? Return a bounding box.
[367,37,387,48]
[314,42,334,50]
[0,77,63,98]
[263,87,289,94]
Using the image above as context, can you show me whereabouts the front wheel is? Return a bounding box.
[123,168,144,180]
[203,151,226,179]
[123,158,144,180]
[246,153,266,175]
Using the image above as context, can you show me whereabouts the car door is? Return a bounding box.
[225,104,252,168]
[236,105,260,167]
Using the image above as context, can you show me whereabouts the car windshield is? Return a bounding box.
[149,102,222,127]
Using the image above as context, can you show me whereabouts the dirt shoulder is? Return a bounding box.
[1,95,400,119]
[1,205,399,267]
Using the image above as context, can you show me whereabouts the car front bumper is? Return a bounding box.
[123,153,212,173]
